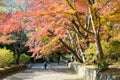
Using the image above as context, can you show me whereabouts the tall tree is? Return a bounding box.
[0,0,119,63]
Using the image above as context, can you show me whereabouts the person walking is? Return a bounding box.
[44,60,47,70]
[57,55,60,65]
[43,56,48,70]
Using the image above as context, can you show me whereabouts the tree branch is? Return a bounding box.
[66,0,75,10]
[72,20,86,38]
[47,30,83,63]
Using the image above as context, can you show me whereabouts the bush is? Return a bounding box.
[84,43,97,64]
[118,58,120,64]
[84,40,120,64]
[97,61,108,71]
[19,53,30,64]
[109,40,120,59]
[0,48,15,67]
[104,40,120,64]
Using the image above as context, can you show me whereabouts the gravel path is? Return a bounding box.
[2,63,83,80]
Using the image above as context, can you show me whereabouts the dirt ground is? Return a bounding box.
[2,63,83,80]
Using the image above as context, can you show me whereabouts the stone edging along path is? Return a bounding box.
[68,62,120,80]
[0,64,27,78]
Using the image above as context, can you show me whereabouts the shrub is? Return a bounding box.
[118,58,120,64]
[84,40,120,64]
[84,43,97,64]
[0,48,15,67]
[97,61,108,71]
[19,53,30,64]
[109,40,120,59]
[104,40,120,64]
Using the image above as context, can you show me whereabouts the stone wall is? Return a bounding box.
[68,62,120,80]
[0,65,27,78]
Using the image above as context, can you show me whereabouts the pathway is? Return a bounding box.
[2,63,82,80]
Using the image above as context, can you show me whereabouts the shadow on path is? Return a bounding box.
[2,63,83,80]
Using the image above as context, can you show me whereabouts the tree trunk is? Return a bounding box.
[47,30,83,63]
[88,7,104,61]
[94,32,104,61]
[59,39,83,63]
[16,54,20,64]
[76,34,86,62]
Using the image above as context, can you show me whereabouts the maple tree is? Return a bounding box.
[0,0,120,63]
[65,0,120,61]
[0,1,29,64]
